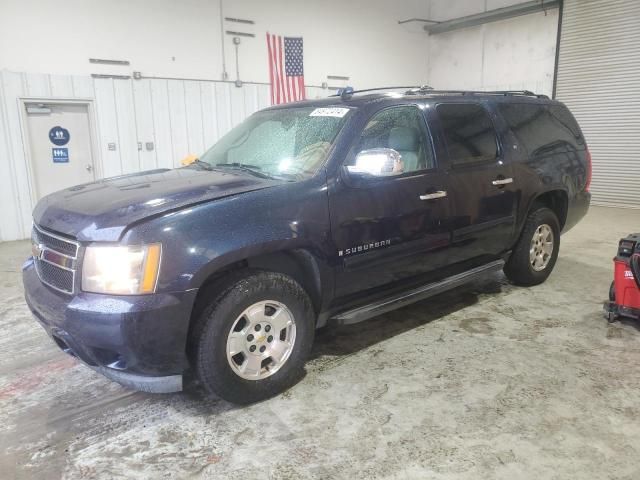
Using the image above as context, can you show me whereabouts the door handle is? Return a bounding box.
[86,164,93,172]
[492,177,513,186]
[420,191,447,201]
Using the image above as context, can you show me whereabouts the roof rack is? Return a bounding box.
[333,85,432,101]
[333,86,548,101]
[408,89,548,99]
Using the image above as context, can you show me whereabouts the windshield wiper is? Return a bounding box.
[215,163,274,179]
[216,162,263,170]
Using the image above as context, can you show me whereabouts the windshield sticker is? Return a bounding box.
[309,107,349,118]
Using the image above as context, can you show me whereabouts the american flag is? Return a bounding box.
[266,33,306,105]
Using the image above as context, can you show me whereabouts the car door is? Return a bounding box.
[328,104,452,300]
[430,101,517,265]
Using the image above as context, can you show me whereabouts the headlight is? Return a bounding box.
[82,244,161,295]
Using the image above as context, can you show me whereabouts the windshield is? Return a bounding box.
[198,106,350,180]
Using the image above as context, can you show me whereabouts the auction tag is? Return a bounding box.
[309,107,350,118]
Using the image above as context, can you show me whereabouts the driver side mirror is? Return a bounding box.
[346,148,404,177]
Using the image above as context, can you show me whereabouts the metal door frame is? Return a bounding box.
[17,97,102,206]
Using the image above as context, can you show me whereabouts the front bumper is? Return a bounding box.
[22,258,198,393]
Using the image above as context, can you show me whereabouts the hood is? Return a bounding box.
[33,167,280,241]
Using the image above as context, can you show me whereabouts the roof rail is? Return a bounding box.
[405,89,549,99]
[333,85,432,101]
[332,86,548,101]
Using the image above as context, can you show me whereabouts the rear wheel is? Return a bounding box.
[191,271,315,404]
[504,207,560,286]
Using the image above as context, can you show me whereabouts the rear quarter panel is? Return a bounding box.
[494,99,590,237]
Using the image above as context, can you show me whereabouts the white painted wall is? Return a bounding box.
[0,0,430,88]
[426,0,559,96]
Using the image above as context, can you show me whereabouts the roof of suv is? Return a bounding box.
[266,87,558,111]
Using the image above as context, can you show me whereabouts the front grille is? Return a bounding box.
[35,259,74,293]
[32,225,79,294]
[32,226,78,258]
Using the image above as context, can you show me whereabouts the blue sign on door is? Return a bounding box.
[52,148,69,163]
[49,126,70,146]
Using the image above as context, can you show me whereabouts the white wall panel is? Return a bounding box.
[149,79,174,170]
[200,82,219,149]
[132,79,158,171]
[166,80,189,167]
[1,71,34,240]
[71,76,94,98]
[49,75,75,97]
[93,78,123,178]
[242,84,259,120]
[229,86,246,129]
[184,81,205,156]
[214,82,233,138]
[0,75,23,241]
[0,70,333,241]
[113,80,140,174]
[23,73,51,97]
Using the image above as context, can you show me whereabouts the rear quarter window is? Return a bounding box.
[498,103,584,157]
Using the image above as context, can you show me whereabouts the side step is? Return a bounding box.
[331,259,505,325]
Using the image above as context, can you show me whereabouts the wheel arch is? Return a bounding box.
[187,247,329,339]
[529,188,569,231]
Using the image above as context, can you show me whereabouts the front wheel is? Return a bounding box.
[504,207,560,286]
[191,271,315,404]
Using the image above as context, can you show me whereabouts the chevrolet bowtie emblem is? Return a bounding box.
[32,243,44,259]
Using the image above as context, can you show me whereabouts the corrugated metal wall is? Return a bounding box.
[555,0,640,207]
[0,70,328,241]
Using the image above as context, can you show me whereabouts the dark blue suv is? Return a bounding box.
[23,87,591,403]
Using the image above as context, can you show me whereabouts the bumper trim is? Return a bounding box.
[90,366,183,393]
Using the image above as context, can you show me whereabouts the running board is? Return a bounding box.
[331,259,505,325]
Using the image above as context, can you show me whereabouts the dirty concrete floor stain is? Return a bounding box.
[1,206,640,479]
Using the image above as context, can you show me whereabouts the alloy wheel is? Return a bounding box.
[226,301,296,380]
[529,224,554,272]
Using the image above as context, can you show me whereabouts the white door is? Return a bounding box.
[25,102,95,200]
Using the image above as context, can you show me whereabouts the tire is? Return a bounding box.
[190,270,315,404]
[609,281,616,302]
[504,207,560,286]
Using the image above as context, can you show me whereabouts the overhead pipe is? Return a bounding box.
[423,0,560,35]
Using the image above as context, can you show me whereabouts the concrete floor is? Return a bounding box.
[2,206,640,479]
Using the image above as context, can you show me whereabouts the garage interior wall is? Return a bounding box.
[426,0,559,96]
[555,0,640,208]
[0,0,431,242]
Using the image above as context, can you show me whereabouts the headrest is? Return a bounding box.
[389,127,419,152]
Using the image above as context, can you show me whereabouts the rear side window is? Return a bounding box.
[436,103,498,165]
[497,103,584,157]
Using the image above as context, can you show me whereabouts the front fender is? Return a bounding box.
[121,175,333,294]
